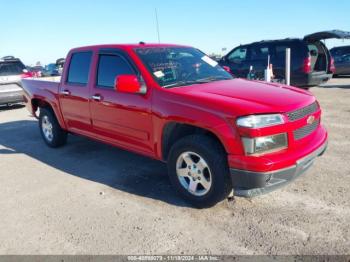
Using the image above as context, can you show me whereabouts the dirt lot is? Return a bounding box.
[0,78,349,255]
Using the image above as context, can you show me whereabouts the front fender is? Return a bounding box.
[152,89,244,159]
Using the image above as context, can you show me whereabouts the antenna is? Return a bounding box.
[155,8,161,43]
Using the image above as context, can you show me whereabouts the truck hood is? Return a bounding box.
[169,78,315,116]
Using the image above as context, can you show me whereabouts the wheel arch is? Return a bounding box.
[31,97,66,129]
[161,122,228,161]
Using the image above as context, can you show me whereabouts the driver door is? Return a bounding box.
[224,46,249,77]
[89,49,153,155]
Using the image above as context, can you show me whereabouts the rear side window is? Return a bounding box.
[275,45,290,58]
[0,61,25,76]
[331,47,350,56]
[67,52,92,85]
[97,54,135,88]
[250,45,270,61]
[343,54,350,62]
[273,41,307,59]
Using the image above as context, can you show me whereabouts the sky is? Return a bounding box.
[1,0,350,65]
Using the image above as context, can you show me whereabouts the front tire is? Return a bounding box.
[167,135,232,208]
[39,107,67,148]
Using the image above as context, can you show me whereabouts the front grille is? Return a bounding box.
[287,102,318,122]
[293,119,320,140]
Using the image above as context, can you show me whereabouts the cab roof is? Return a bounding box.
[69,43,191,52]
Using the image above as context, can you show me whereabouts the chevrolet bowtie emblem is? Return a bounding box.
[307,115,315,125]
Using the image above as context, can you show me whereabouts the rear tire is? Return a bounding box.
[167,135,232,208]
[39,107,67,148]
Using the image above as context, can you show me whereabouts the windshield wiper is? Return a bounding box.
[163,76,231,88]
[195,76,232,83]
[163,80,203,88]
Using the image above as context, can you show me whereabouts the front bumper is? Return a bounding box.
[230,140,327,197]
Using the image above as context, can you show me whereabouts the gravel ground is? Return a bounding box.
[0,78,349,255]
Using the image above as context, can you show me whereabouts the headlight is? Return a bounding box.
[242,133,288,155]
[237,114,284,128]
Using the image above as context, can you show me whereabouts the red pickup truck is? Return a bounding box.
[22,43,328,208]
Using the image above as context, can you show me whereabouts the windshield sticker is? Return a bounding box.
[153,70,165,78]
[201,56,218,67]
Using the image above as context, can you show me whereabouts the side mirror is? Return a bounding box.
[115,75,146,95]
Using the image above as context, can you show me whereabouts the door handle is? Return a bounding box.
[61,90,70,96]
[91,94,102,101]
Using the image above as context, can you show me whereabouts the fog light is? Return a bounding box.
[242,133,288,155]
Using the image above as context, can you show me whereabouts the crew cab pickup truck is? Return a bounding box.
[22,43,328,208]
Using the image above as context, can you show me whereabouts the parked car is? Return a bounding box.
[42,63,60,77]
[330,45,350,76]
[29,65,44,77]
[56,58,65,75]
[209,54,222,62]
[220,30,350,88]
[0,56,32,105]
[330,45,350,58]
[22,43,328,208]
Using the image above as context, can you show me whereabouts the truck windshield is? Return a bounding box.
[135,47,233,88]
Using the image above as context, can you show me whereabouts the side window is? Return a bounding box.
[331,49,341,56]
[97,54,135,88]
[227,47,247,63]
[275,45,289,58]
[274,42,305,60]
[250,45,270,61]
[67,52,92,85]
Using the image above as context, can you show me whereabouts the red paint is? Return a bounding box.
[20,71,34,78]
[21,43,328,173]
[115,75,142,93]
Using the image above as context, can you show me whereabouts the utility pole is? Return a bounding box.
[155,8,161,43]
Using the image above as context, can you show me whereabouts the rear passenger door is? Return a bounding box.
[59,51,93,133]
[271,44,289,80]
[248,44,272,79]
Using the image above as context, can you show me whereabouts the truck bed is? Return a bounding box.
[21,77,61,116]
